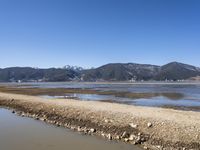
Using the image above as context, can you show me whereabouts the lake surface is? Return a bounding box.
[0,108,141,150]
[3,82,200,111]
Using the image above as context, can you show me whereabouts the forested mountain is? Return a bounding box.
[82,62,200,81]
[0,62,200,82]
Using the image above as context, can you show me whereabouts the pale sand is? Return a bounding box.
[0,92,200,149]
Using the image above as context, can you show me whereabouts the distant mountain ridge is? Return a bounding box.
[82,63,160,81]
[0,67,80,82]
[0,62,200,82]
[155,62,200,81]
[82,62,200,81]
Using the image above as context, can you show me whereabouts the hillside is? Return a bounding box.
[82,63,160,81]
[155,62,200,80]
[0,67,81,82]
[82,62,200,81]
[0,62,200,82]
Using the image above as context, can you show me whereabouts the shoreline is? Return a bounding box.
[0,92,200,150]
[1,81,200,86]
[1,84,200,112]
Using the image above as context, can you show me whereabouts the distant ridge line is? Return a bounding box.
[0,62,200,82]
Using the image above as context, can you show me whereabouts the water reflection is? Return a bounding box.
[2,82,200,111]
[0,109,141,150]
[40,92,200,111]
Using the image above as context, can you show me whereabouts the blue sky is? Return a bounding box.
[0,0,200,68]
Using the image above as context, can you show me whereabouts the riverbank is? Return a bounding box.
[0,92,200,150]
[0,108,140,150]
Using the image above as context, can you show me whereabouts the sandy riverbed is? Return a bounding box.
[0,92,200,150]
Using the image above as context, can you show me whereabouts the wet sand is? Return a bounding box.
[0,109,141,150]
[0,92,200,150]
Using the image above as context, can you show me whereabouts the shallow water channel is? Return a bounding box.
[0,109,141,150]
[2,82,200,111]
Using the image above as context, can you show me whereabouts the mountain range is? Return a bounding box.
[0,62,200,82]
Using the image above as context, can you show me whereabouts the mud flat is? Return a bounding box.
[0,92,200,150]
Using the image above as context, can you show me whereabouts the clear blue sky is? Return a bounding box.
[0,0,200,68]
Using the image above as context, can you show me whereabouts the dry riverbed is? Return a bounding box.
[0,92,200,150]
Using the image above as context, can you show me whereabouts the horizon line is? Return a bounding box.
[0,61,199,69]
